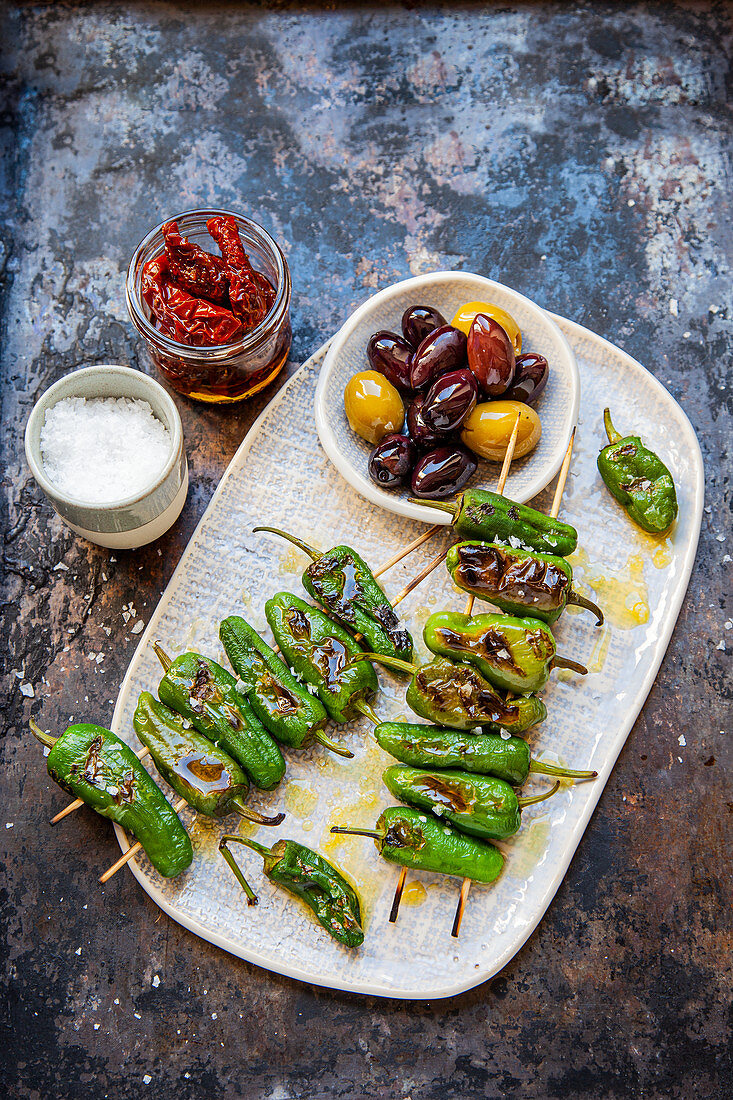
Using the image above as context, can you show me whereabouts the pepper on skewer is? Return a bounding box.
[384,420,521,922]
[450,425,580,936]
[597,408,678,534]
[411,488,578,556]
[331,808,504,884]
[447,542,604,626]
[423,610,587,694]
[30,719,193,880]
[133,693,284,826]
[219,616,353,758]
[265,592,379,724]
[354,653,547,734]
[154,646,286,789]
[382,765,560,841]
[374,723,597,786]
[219,835,365,947]
[253,527,414,661]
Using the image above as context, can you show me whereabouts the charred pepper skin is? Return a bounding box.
[424,610,560,694]
[220,835,364,947]
[336,807,504,884]
[253,527,414,662]
[383,764,536,841]
[598,408,678,534]
[46,723,192,878]
[156,649,286,790]
[219,616,352,757]
[374,723,597,785]
[406,657,546,734]
[265,592,378,723]
[446,541,603,626]
[415,488,578,556]
[133,693,284,827]
[305,545,413,661]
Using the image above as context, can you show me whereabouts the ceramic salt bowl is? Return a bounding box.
[315,271,580,524]
[25,364,188,549]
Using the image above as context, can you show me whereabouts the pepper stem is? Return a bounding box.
[603,407,622,445]
[567,590,604,626]
[348,652,417,676]
[354,699,380,725]
[330,825,384,840]
[517,779,561,808]
[530,760,598,781]
[153,643,173,672]
[314,730,354,758]
[252,526,320,562]
[218,836,260,906]
[551,654,589,676]
[29,719,56,750]
[230,799,285,827]
[407,497,458,518]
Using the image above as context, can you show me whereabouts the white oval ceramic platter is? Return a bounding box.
[110,309,703,1001]
[315,272,579,522]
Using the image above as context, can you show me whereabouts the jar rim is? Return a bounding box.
[125,208,291,361]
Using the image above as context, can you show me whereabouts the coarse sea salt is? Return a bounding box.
[40,397,172,504]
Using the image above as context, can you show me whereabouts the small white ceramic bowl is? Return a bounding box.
[25,364,188,549]
[315,272,579,524]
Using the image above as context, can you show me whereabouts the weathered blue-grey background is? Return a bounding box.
[1,3,731,1098]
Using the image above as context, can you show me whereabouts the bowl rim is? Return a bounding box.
[25,364,185,512]
[315,270,580,523]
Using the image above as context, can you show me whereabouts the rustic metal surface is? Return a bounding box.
[1,3,730,1097]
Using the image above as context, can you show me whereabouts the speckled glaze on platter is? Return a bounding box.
[111,314,703,1000]
[315,272,579,523]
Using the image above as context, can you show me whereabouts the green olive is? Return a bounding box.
[460,400,542,462]
[344,370,405,445]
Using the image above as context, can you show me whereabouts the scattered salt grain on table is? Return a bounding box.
[40,397,172,504]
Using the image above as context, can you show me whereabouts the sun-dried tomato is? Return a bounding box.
[162,221,230,305]
[141,255,244,346]
[207,215,267,328]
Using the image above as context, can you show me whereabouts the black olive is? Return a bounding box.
[368,434,416,489]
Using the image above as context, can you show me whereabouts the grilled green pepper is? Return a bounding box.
[414,488,578,556]
[383,764,559,841]
[265,592,379,724]
[447,541,603,626]
[374,723,597,785]
[155,646,286,789]
[424,610,587,693]
[31,719,192,879]
[332,807,504,884]
[219,616,351,757]
[219,834,364,947]
[254,526,413,661]
[356,653,546,733]
[598,408,678,534]
[133,693,284,826]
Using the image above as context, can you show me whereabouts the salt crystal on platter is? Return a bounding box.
[40,397,171,504]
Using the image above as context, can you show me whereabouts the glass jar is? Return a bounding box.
[126,208,292,403]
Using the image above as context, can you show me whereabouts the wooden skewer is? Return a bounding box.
[374,524,443,578]
[51,745,151,824]
[388,867,408,923]
[451,877,472,938]
[550,427,576,520]
[390,544,451,610]
[99,796,187,883]
[451,413,521,937]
